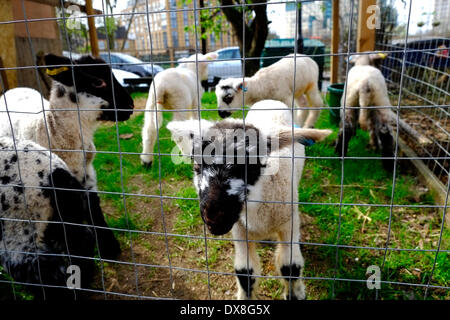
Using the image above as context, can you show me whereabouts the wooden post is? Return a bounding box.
[330,0,339,84]
[0,57,9,92]
[166,0,174,67]
[86,0,99,57]
[357,0,376,53]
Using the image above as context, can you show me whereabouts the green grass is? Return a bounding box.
[4,91,445,300]
[1,90,447,300]
[91,91,448,299]
[0,266,34,301]
[298,109,449,300]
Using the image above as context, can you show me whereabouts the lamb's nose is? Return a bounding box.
[218,110,231,118]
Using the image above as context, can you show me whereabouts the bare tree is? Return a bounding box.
[220,0,269,76]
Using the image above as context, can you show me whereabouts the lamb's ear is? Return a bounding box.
[234,79,247,92]
[44,53,74,86]
[204,52,218,61]
[167,119,214,156]
[369,52,388,62]
[273,127,333,150]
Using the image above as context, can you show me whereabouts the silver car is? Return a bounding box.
[207,47,243,83]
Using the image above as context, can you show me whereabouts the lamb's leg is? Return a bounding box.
[141,102,163,168]
[294,95,308,127]
[79,164,121,259]
[373,111,395,172]
[86,191,121,259]
[335,107,358,157]
[303,85,323,128]
[232,223,261,300]
[276,216,306,300]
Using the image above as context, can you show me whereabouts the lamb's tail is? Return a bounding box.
[146,81,166,111]
[358,80,374,108]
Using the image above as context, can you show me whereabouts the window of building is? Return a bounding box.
[163,32,168,47]
[183,10,189,26]
[170,11,177,29]
[185,33,190,47]
[286,2,296,11]
[172,31,179,47]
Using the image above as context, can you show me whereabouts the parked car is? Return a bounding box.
[207,46,243,84]
[99,52,163,77]
[110,68,139,86]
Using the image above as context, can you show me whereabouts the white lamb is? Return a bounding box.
[335,53,395,171]
[0,53,135,258]
[167,100,331,300]
[215,54,323,128]
[140,52,218,167]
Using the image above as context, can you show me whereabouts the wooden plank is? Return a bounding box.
[397,136,450,227]
[0,0,18,89]
[27,0,59,6]
[15,36,62,97]
[330,0,339,84]
[357,0,376,52]
[85,0,99,57]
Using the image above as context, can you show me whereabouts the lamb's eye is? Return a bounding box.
[92,79,107,89]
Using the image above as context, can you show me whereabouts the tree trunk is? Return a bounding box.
[199,0,207,54]
[297,3,303,54]
[220,0,269,76]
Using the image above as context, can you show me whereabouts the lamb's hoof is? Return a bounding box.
[141,160,152,169]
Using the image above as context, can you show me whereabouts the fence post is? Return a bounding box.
[86,0,99,57]
[331,0,339,84]
[357,0,376,53]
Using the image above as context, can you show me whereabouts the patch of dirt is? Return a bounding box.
[398,108,449,186]
[87,174,324,300]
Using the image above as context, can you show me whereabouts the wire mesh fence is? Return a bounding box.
[0,0,448,301]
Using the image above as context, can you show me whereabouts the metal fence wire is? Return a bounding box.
[0,0,448,300]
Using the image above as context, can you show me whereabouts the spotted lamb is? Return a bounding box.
[167,100,332,300]
[140,52,218,167]
[0,137,96,298]
[215,54,323,128]
[0,53,135,258]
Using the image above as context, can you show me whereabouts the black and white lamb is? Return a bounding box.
[0,53,135,258]
[0,137,96,298]
[167,100,331,300]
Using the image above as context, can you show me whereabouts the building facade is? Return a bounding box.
[433,0,450,37]
[278,0,332,40]
[120,0,239,61]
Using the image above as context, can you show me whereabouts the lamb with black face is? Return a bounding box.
[44,53,134,122]
[192,122,266,235]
